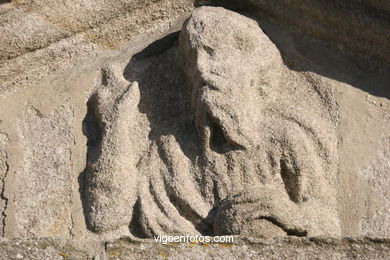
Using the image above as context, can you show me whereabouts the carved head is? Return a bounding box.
[84,6,342,238]
[179,7,341,237]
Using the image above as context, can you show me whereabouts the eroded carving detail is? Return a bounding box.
[83,7,341,238]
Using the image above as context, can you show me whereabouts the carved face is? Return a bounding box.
[84,7,342,238]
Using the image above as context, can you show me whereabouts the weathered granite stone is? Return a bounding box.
[224,0,390,64]
[0,238,99,260]
[14,105,74,237]
[0,0,389,258]
[178,7,340,237]
[0,133,8,237]
[105,237,390,260]
[0,237,389,260]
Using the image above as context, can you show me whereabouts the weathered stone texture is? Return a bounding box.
[0,0,389,258]
[227,0,390,63]
[0,133,8,237]
[0,237,389,260]
[106,237,390,260]
[14,105,74,237]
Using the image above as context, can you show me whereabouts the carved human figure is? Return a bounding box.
[84,7,341,238]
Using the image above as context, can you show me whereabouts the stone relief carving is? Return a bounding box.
[82,7,341,238]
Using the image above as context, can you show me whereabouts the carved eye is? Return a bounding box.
[207,113,231,154]
[205,111,246,154]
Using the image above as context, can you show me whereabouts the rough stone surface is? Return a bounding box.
[178,7,340,237]
[14,105,74,237]
[105,237,390,260]
[84,71,140,233]
[0,133,8,237]
[226,0,390,64]
[0,237,389,260]
[0,0,389,258]
[0,0,194,94]
[361,135,390,236]
[0,238,99,260]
